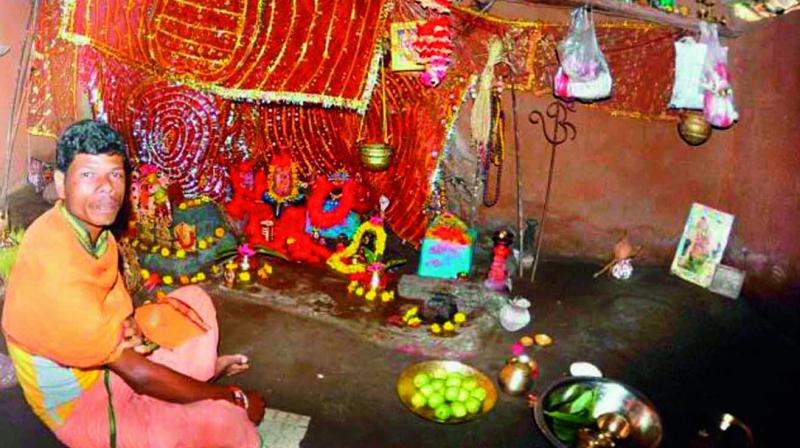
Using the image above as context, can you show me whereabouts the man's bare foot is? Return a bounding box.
[214,354,250,380]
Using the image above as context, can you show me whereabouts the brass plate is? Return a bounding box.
[396,360,497,424]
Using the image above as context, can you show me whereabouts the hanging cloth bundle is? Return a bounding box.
[470,37,505,208]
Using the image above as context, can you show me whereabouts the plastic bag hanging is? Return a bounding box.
[554,7,612,102]
[700,22,738,128]
[669,36,708,110]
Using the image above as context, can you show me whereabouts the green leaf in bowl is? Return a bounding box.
[544,410,595,426]
[551,419,580,444]
[568,390,594,414]
[546,383,587,410]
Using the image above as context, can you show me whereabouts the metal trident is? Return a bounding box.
[528,100,577,283]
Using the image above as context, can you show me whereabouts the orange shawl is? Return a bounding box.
[2,206,132,368]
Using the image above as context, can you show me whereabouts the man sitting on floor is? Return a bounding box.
[2,120,265,447]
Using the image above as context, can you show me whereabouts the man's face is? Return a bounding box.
[55,153,126,238]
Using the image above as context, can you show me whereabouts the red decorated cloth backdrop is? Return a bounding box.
[93,53,467,242]
[60,0,390,110]
[28,0,79,138]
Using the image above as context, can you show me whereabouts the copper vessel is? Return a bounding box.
[498,355,537,395]
[678,111,712,146]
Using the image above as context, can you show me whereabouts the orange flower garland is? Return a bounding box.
[327,218,388,275]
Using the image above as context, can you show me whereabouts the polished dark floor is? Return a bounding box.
[0,187,796,447]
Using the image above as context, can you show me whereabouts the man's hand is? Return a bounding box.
[121,316,157,355]
[244,389,266,425]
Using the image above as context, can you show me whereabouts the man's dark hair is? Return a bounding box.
[56,119,128,172]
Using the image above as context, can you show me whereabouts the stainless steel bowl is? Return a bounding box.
[534,376,663,448]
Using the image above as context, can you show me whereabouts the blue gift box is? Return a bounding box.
[417,229,476,279]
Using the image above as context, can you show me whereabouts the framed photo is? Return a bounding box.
[671,203,735,288]
[390,21,424,72]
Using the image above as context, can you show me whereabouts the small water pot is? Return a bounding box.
[498,354,537,396]
[499,297,531,332]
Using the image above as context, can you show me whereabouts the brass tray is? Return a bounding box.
[396,360,497,424]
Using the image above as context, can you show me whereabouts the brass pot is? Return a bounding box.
[498,355,538,396]
[678,112,712,146]
[359,142,394,171]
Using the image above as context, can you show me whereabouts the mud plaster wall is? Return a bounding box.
[459,3,800,300]
[0,0,64,198]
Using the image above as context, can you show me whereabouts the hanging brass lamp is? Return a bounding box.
[359,53,394,171]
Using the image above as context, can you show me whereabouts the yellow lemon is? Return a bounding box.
[454,312,466,324]
[430,324,442,334]
[365,290,376,301]
[443,321,455,332]
[238,271,251,282]
[163,275,174,285]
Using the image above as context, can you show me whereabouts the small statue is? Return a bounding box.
[138,215,156,244]
[173,222,197,252]
[484,230,514,292]
[154,215,172,248]
[224,264,236,288]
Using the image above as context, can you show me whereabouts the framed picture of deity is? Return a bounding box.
[390,21,424,72]
[671,203,735,288]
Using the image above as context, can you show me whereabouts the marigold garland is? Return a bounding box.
[327,218,388,274]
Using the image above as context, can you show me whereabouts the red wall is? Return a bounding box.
[720,15,800,298]
[470,5,800,299]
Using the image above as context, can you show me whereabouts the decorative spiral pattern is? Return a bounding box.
[127,80,226,199]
